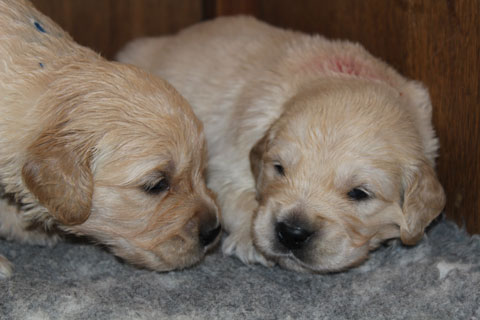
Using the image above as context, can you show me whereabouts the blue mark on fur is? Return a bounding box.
[34,21,46,33]
[39,62,44,68]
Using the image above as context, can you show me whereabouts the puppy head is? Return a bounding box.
[22,62,220,271]
[250,78,445,272]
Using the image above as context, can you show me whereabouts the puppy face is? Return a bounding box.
[22,63,220,271]
[251,79,445,272]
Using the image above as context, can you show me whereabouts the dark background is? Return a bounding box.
[31,0,480,235]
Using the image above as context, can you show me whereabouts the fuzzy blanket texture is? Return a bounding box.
[1,217,479,320]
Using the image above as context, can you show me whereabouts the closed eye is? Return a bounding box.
[143,177,170,195]
[273,162,285,176]
[347,187,371,201]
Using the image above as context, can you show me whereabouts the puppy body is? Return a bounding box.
[0,0,220,278]
[118,16,445,272]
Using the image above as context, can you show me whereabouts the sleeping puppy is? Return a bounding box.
[0,0,220,279]
[117,16,445,272]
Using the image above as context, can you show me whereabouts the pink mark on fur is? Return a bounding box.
[332,58,361,76]
[300,55,396,88]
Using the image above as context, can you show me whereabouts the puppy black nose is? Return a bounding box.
[276,221,313,250]
[199,223,221,247]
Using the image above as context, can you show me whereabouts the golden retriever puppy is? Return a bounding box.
[0,0,221,279]
[117,16,445,272]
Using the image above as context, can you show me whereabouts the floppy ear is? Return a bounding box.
[399,160,446,245]
[22,131,93,226]
[249,133,269,185]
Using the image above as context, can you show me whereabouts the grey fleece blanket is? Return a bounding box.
[1,218,479,320]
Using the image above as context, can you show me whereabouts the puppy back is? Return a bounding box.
[0,0,99,77]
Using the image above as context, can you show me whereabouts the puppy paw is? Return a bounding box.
[0,255,13,279]
[222,232,274,267]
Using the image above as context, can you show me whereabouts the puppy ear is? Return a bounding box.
[401,81,439,163]
[399,160,446,245]
[249,133,269,183]
[22,132,93,226]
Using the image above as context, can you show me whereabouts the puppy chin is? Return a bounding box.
[109,238,205,272]
[69,226,207,272]
[67,213,219,272]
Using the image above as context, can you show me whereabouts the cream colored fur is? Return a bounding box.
[0,0,220,279]
[117,16,445,272]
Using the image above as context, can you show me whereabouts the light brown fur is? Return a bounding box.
[118,16,445,272]
[0,0,220,279]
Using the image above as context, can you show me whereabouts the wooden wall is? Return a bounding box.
[32,0,203,59]
[31,0,480,234]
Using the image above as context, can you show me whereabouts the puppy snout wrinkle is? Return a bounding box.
[276,221,313,250]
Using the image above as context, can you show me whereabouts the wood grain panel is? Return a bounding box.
[404,0,480,234]
[203,0,258,18]
[211,0,480,234]
[31,0,203,59]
